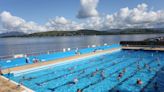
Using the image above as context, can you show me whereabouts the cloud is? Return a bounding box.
[77,0,99,18]
[45,16,83,31]
[101,3,164,29]
[0,11,47,33]
[0,3,164,33]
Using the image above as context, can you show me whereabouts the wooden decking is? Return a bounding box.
[122,46,164,51]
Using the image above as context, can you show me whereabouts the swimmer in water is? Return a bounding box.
[153,82,159,91]
[79,70,86,75]
[148,66,152,72]
[113,62,116,65]
[23,77,34,81]
[77,89,82,92]
[137,64,141,70]
[122,68,126,74]
[117,72,123,80]
[144,63,148,68]
[68,78,78,85]
[136,79,142,85]
[101,71,105,80]
[36,83,43,86]
[68,67,75,71]
[91,69,99,77]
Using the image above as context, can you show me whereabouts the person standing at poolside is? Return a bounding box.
[25,57,30,64]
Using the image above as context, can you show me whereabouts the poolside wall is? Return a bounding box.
[1,44,120,74]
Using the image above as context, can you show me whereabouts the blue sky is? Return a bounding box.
[0,0,163,24]
[0,0,164,33]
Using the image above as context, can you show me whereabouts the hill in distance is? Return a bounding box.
[0,28,164,37]
[0,31,26,37]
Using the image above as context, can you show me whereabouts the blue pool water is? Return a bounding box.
[7,50,164,92]
[0,44,120,69]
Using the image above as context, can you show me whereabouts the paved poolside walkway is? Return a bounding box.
[0,75,33,92]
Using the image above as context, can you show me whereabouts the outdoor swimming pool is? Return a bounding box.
[8,50,164,92]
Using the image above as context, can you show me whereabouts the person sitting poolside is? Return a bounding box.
[17,81,23,89]
[0,67,3,75]
[33,57,40,63]
[136,79,142,85]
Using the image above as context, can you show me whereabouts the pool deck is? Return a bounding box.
[122,46,164,51]
[0,75,34,92]
[0,48,120,92]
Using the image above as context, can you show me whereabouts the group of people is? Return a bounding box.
[135,57,161,89]
[25,57,40,64]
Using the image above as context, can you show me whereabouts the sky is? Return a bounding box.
[0,0,164,33]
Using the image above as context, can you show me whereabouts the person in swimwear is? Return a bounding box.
[91,69,99,77]
[68,66,75,71]
[122,68,126,74]
[136,79,142,85]
[77,89,82,92]
[101,70,105,79]
[117,72,123,80]
[153,82,159,91]
[68,78,78,85]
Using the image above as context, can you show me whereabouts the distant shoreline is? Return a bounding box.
[1,28,164,38]
[1,33,164,38]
